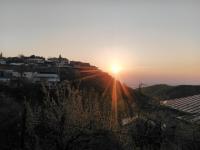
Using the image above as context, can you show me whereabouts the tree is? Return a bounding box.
[30,55,36,58]
[19,54,25,58]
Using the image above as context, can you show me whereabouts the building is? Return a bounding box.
[0,70,12,83]
[70,61,90,68]
[10,63,25,66]
[33,73,60,82]
[32,73,60,89]
[6,57,25,64]
[161,94,200,124]
[0,59,6,65]
[1,70,35,81]
[48,55,69,67]
[26,55,45,64]
[0,54,98,88]
[27,58,45,64]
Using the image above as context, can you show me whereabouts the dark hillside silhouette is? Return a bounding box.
[140,84,200,100]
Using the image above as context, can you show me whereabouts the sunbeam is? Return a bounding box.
[111,78,118,128]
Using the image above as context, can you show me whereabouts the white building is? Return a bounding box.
[0,78,10,82]
[33,73,60,83]
[47,56,69,67]
[32,73,60,89]
[12,71,21,78]
[0,59,6,65]
[7,71,35,80]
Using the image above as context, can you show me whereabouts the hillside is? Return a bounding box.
[141,84,200,100]
[0,66,155,150]
[1,60,200,149]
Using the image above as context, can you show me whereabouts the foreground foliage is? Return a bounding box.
[1,82,200,150]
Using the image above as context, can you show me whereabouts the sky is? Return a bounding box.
[0,0,200,87]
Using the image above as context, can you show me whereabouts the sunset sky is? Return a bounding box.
[0,0,200,87]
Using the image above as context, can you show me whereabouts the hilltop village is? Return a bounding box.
[0,53,98,88]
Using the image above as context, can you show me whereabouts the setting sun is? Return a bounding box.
[111,64,121,74]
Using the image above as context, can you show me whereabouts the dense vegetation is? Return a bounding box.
[1,79,200,150]
[0,82,122,150]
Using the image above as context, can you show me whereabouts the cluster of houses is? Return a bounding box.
[1,54,69,67]
[0,53,98,88]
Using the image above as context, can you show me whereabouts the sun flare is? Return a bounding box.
[111,64,121,74]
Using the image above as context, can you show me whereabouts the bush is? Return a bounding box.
[21,82,122,150]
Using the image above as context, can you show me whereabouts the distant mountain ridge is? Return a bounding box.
[140,84,200,100]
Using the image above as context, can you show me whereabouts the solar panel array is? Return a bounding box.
[161,94,200,124]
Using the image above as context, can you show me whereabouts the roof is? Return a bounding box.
[161,94,200,124]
